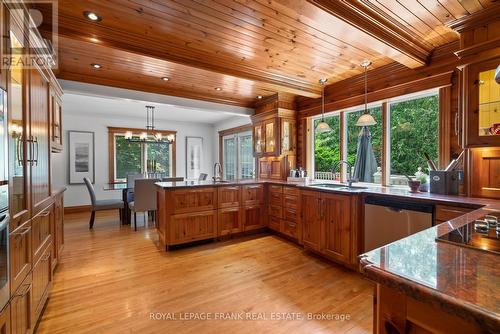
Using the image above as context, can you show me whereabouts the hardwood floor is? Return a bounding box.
[36,211,374,334]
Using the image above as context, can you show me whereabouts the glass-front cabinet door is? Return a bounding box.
[8,20,30,227]
[253,123,263,156]
[280,118,295,154]
[264,119,276,155]
[465,58,500,147]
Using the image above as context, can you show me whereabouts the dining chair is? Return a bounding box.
[84,177,124,229]
[161,177,184,182]
[198,173,208,181]
[129,178,160,231]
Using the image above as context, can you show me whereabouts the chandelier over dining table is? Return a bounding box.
[124,105,175,144]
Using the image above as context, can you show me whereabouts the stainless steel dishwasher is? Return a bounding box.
[364,196,434,252]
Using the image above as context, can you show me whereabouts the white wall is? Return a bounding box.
[53,95,217,207]
[212,116,252,163]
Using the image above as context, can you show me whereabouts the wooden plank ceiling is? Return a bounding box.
[40,0,495,107]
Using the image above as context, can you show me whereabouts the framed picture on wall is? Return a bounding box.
[68,131,95,184]
[186,136,203,180]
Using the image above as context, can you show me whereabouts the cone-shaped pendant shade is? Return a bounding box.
[316,120,332,133]
[315,78,331,133]
[355,113,377,126]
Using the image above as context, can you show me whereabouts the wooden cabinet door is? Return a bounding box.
[169,211,216,245]
[242,205,265,231]
[268,215,280,232]
[300,191,322,251]
[171,188,217,214]
[241,185,263,206]
[10,220,32,296]
[253,123,263,157]
[258,158,270,179]
[218,186,241,208]
[29,67,51,215]
[11,273,32,334]
[470,147,500,198]
[321,193,352,264]
[269,158,284,180]
[31,207,51,264]
[49,86,63,153]
[218,207,242,236]
[31,245,52,323]
[280,118,295,155]
[54,195,64,262]
[7,18,30,230]
[0,302,10,334]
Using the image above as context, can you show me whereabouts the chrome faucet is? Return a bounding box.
[333,160,357,187]
[213,162,223,182]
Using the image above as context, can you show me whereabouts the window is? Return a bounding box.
[346,106,382,184]
[313,115,341,180]
[109,127,176,182]
[219,126,255,180]
[389,93,439,185]
[311,89,439,186]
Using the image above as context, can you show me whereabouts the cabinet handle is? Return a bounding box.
[12,226,31,236]
[14,283,31,298]
[16,137,23,167]
[34,136,39,166]
[454,112,459,137]
[40,210,51,217]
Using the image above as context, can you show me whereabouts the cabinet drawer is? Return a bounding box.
[283,195,298,210]
[10,221,32,295]
[268,204,282,219]
[283,206,297,222]
[435,205,473,222]
[283,186,299,196]
[218,207,242,236]
[242,205,265,231]
[269,191,283,206]
[282,220,298,239]
[171,188,217,213]
[268,216,281,232]
[32,207,52,263]
[269,185,283,195]
[241,185,264,206]
[169,210,217,244]
[11,273,32,334]
[218,186,241,208]
[32,244,52,322]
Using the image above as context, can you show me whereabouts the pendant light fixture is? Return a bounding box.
[124,106,175,144]
[356,60,377,127]
[315,78,331,133]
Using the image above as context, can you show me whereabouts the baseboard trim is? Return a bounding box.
[64,205,92,214]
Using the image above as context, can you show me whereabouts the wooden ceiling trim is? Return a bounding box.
[447,3,500,32]
[57,71,254,107]
[306,0,433,68]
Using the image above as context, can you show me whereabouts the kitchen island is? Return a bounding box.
[359,204,500,333]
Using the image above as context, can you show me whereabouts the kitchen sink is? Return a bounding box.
[310,183,367,191]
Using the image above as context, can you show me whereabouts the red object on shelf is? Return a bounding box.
[490,123,500,135]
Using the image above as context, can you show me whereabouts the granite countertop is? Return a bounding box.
[359,204,500,332]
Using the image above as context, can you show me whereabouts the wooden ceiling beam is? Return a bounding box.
[306,0,433,69]
[46,15,322,99]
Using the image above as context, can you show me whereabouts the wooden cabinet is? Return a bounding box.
[268,215,280,232]
[49,85,63,152]
[258,156,292,180]
[31,206,51,264]
[300,190,356,265]
[0,302,10,334]
[169,210,217,245]
[218,207,242,236]
[242,205,265,231]
[253,123,264,156]
[469,147,500,198]
[10,273,32,334]
[29,67,51,216]
[300,190,322,251]
[321,193,352,263]
[31,245,52,324]
[435,204,475,224]
[170,188,217,214]
[241,185,264,206]
[217,186,240,209]
[10,220,32,296]
[53,194,64,269]
[463,57,500,147]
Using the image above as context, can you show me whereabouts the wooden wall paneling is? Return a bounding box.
[439,85,452,168]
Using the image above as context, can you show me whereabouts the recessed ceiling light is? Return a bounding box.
[83,11,102,22]
[215,87,222,91]
[257,95,263,99]
[161,77,169,81]
[91,63,102,69]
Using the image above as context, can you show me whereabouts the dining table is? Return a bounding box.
[103,183,132,225]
